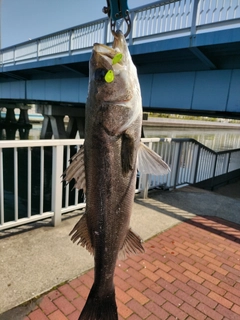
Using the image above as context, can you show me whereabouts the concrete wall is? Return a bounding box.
[0,69,239,116]
[26,78,89,103]
[139,69,240,114]
[0,77,89,104]
[0,81,26,99]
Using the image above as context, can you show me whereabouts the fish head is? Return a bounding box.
[88,31,142,132]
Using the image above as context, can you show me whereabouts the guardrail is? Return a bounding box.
[0,139,85,231]
[0,137,240,231]
[0,0,239,66]
[139,138,240,197]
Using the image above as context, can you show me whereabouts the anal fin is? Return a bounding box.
[69,214,94,255]
[118,229,145,259]
[137,141,170,175]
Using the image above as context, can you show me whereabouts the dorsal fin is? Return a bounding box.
[137,142,170,175]
[62,146,86,192]
[118,229,145,259]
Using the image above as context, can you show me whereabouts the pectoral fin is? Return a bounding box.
[118,229,145,259]
[121,133,135,176]
[137,142,170,175]
[62,146,86,192]
[69,213,94,255]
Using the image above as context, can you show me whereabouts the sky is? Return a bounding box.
[1,0,151,48]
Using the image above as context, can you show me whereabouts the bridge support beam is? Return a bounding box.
[0,103,32,140]
[41,116,67,139]
[18,106,31,125]
[0,103,32,125]
[41,116,56,139]
[67,117,85,139]
[36,104,85,139]
[5,108,17,124]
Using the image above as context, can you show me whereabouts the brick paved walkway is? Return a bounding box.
[24,216,240,320]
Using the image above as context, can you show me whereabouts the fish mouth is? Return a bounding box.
[92,31,126,70]
[93,30,125,56]
[112,30,126,52]
[92,44,116,70]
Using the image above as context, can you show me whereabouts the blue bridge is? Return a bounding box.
[0,0,240,137]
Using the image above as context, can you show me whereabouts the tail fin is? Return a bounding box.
[79,284,118,320]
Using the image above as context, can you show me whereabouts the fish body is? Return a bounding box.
[63,31,170,320]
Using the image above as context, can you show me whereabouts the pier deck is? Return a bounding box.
[0,181,240,319]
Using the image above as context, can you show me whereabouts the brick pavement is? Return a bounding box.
[24,216,240,320]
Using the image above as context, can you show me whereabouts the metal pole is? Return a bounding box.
[51,145,64,226]
[190,0,200,43]
[173,142,182,189]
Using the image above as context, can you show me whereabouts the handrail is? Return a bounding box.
[0,137,240,231]
[0,0,239,66]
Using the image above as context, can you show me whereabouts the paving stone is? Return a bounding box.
[15,216,240,319]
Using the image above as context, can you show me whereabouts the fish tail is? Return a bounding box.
[78,284,118,320]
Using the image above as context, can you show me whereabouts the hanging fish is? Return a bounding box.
[63,30,170,320]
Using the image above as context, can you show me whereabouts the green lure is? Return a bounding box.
[104,53,123,83]
[105,70,114,83]
[112,53,123,65]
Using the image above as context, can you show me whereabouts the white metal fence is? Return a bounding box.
[0,137,239,231]
[0,0,239,66]
[138,138,240,197]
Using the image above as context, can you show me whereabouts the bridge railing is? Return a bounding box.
[0,137,239,231]
[0,0,239,66]
[138,138,240,197]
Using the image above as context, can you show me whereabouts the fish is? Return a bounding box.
[63,30,170,320]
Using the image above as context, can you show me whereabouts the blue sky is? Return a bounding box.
[1,0,150,48]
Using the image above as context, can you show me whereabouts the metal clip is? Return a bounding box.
[111,11,131,38]
[103,0,131,38]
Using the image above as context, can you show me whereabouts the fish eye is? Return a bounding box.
[94,68,107,82]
